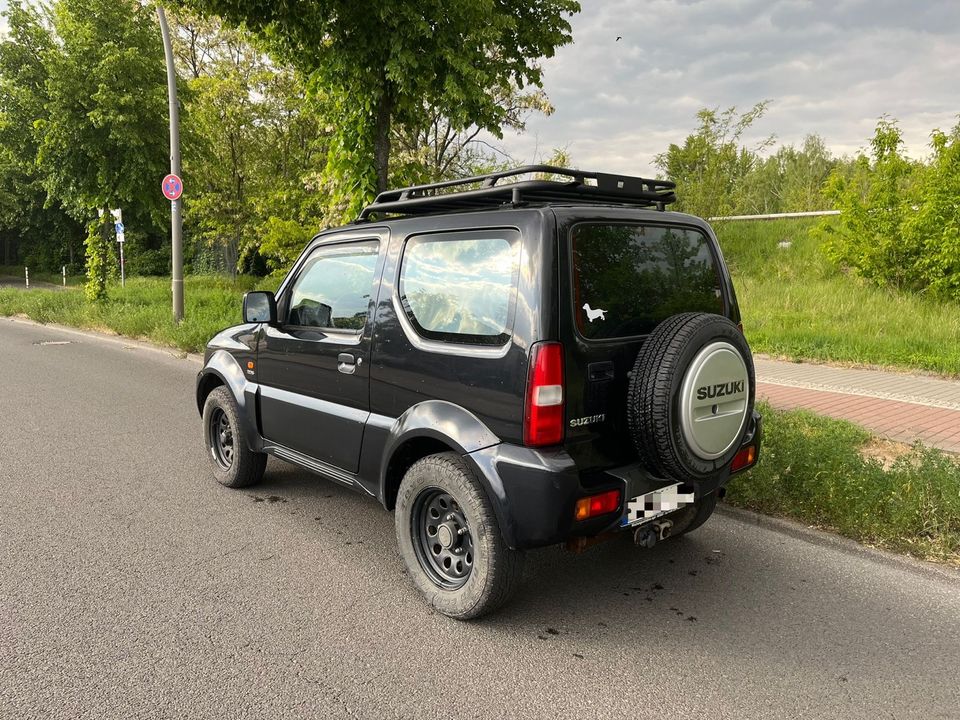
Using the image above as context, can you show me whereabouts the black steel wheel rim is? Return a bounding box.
[411,488,475,590]
[209,407,234,471]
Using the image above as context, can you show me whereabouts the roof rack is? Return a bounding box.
[357,165,676,220]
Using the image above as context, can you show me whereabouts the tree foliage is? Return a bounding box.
[37,0,170,299]
[172,11,332,274]
[739,135,837,215]
[907,124,960,298]
[170,0,580,219]
[656,102,847,222]
[655,102,775,218]
[819,118,960,299]
[0,1,83,270]
[391,86,554,186]
[1,0,566,280]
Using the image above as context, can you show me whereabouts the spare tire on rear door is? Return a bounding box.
[627,312,754,483]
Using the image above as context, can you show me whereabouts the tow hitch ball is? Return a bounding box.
[634,519,673,548]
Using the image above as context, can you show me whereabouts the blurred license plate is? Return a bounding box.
[620,483,695,527]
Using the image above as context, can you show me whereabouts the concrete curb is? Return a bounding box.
[752,352,957,380]
[758,377,960,412]
[717,502,960,584]
[4,315,204,366]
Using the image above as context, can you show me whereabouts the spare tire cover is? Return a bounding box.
[627,312,755,482]
[678,340,750,459]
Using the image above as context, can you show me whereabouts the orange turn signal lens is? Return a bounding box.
[247,361,255,370]
[731,445,757,473]
[574,489,622,521]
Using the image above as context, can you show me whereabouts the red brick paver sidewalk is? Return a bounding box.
[753,354,960,453]
[757,382,960,453]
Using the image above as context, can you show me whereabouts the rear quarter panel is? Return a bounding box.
[368,209,557,446]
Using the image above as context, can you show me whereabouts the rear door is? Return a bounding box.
[257,235,384,473]
[556,212,733,472]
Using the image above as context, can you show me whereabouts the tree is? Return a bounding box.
[0,1,83,270]
[905,122,960,299]
[171,0,580,219]
[36,0,170,299]
[391,86,554,185]
[738,134,837,215]
[171,11,331,274]
[655,102,774,218]
[818,118,920,291]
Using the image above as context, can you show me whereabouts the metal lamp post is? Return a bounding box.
[157,6,184,323]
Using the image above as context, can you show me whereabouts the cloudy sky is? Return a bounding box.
[494,0,960,176]
[2,0,957,177]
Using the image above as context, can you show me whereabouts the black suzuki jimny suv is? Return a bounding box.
[195,166,761,619]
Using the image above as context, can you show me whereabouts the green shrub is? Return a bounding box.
[904,126,960,299]
[817,118,960,300]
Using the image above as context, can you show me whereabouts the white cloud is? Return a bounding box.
[492,0,960,176]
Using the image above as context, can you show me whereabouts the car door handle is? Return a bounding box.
[337,353,360,375]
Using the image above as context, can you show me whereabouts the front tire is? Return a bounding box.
[395,452,524,620]
[202,386,267,488]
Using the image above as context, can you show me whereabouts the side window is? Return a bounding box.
[399,230,521,345]
[287,241,379,331]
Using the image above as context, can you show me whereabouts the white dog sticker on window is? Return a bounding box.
[582,303,607,322]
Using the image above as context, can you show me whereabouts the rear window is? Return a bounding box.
[571,223,723,340]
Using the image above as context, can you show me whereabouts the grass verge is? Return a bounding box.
[0,275,274,353]
[725,402,960,565]
[716,217,960,376]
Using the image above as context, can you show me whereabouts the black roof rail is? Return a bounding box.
[357,165,676,220]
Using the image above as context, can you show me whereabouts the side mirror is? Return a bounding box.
[243,291,277,324]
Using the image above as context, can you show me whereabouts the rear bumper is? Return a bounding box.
[466,410,762,550]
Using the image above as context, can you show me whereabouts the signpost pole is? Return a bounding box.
[62,266,66,287]
[113,210,125,289]
[157,7,183,323]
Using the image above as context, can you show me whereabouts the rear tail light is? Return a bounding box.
[523,341,565,447]
[731,445,757,473]
[574,489,622,521]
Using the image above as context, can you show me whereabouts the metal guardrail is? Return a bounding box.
[708,210,840,222]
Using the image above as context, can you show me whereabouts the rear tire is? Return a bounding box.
[395,452,524,620]
[202,386,267,489]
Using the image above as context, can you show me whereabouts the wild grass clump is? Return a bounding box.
[716,217,960,376]
[726,403,960,564]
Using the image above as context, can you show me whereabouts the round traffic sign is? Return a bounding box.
[162,173,183,200]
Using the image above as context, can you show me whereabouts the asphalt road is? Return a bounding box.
[2,318,959,720]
